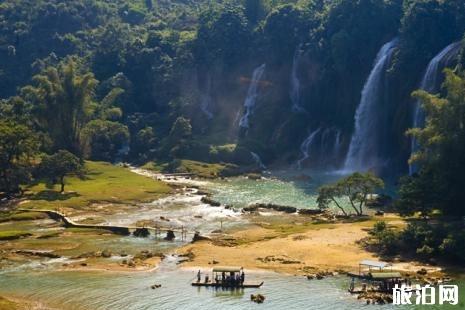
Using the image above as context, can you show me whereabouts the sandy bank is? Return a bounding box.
[177,223,442,276]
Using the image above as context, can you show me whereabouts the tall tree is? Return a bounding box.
[407,69,465,215]
[22,58,98,156]
[0,120,39,194]
[39,150,82,193]
[317,172,384,216]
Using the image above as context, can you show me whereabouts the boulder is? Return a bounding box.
[201,197,221,207]
[251,294,265,303]
[133,228,150,238]
[192,232,211,243]
[164,230,175,241]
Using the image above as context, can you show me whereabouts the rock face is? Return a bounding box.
[251,294,266,303]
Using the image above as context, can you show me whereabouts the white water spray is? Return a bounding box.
[344,39,398,172]
[297,128,322,169]
[200,75,214,119]
[250,152,266,169]
[290,45,306,113]
[239,64,266,129]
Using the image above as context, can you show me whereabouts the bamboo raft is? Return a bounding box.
[191,281,264,288]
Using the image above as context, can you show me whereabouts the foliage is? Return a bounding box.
[0,120,39,194]
[317,172,384,216]
[21,58,98,156]
[39,150,83,192]
[368,221,400,256]
[406,70,465,216]
[82,120,129,161]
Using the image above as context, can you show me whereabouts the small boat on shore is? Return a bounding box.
[191,267,264,288]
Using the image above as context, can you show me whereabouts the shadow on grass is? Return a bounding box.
[30,190,80,201]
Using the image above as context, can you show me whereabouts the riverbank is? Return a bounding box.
[177,213,443,278]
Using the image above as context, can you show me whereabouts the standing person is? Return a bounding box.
[197,270,201,283]
[241,270,245,285]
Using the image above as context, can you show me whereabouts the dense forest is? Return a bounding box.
[1,0,465,225]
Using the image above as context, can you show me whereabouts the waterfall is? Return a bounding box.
[344,38,398,172]
[290,45,305,113]
[297,127,322,169]
[239,64,266,129]
[333,130,342,161]
[250,152,266,169]
[409,41,461,175]
[200,75,214,119]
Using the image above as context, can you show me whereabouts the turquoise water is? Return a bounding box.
[0,169,462,309]
[0,259,375,310]
[204,170,345,209]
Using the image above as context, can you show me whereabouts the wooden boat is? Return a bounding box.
[191,282,264,288]
[191,267,264,288]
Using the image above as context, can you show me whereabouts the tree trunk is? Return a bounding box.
[60,176,65,193]
[331,198,347,216]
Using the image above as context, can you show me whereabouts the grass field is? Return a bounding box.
[21,161,171,211]
[142,159,233,178]
[0,231,32,240]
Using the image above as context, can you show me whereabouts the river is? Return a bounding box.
[0,169,462,309]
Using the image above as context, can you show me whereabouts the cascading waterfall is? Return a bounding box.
[239,64,266,129]
[297,128,322,169]
[344,38,398,172]
[333,130,342,161]
[409,41,461,175]
[290,44,305,113]
[200,75,214,119]
[250,152,266,170]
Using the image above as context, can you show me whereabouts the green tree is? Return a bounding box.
[82,120,129,162]
[169,116,192,141]
[317,172,384,216]
[0,120,39,194]
[408,70,465,215]
[132,126,157,158]
[40,150,82,193]
[317,183,347,216]
[22,58,98,156]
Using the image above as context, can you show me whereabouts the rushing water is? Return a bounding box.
[250,152,266,170]
[297,128,322,170]
[1,168,462,309]
[409,42,461,175]
[345,38,398,173]
[239,64,266,129]
[200,74,214,120]
[203,170,349,210]
[290,44,306,113]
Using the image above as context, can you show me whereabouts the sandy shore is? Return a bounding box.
[177,222,442,276]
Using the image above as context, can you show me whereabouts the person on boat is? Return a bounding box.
[197,270,201,283]
[215,274,219,284]
[221,272,226,284]
[205,275,209,283]
[241,271,245,285]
